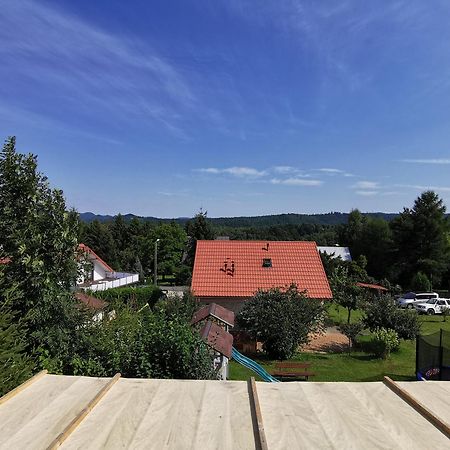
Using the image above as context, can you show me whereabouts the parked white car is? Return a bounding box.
[414,298,450,315]
[397,292,439,309]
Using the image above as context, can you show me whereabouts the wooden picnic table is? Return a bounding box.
[271,361,316,381]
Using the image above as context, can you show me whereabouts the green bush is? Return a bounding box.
[155,290,199,322]
[237,284,325,360]
[371,327,400,359]
[93,286,163,309]
[411,272,431,293]
[339,321,364,349]
[173,264,192,285]
[71,305,215,380]
[0,304,33,396]
[363,295,420,340]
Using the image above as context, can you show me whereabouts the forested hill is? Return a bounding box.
[79,211,398,227]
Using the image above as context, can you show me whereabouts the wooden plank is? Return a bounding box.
[383,376,450,439]
[248,377,269,450]
[46,373,121,449]
[0,370,48,405]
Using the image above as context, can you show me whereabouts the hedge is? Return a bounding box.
[92,286,163,309]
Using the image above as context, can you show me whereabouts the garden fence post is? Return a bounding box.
[415,334,419,379]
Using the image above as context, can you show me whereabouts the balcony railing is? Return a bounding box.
[80,272,139,291]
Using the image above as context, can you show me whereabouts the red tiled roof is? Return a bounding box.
[0,257,11,265]
[78,243,114,272]
[356,282,388,291]
[75,292,107,310]
[191,303,235,327]
[200,320,233,358]
[191,240,332,299]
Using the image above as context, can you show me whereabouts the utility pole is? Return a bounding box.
[154,239,160,286]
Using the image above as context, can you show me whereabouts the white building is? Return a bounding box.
[317,245,352,262]
[77,243,139,291]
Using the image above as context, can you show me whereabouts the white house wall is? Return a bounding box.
[93,261,107,281]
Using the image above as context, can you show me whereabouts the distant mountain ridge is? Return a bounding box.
[79,211,398,227]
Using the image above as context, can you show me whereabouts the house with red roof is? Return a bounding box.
[1,245,138,293]
[77,244,139,291]
[191,240,332,312]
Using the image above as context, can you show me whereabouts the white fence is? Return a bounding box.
[85,272,139,291]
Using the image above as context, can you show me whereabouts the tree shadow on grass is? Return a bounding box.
[349,353,380,362]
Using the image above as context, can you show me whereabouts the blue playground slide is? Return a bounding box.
[231,347,280,382]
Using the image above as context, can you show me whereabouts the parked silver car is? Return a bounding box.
[397,292,438,309]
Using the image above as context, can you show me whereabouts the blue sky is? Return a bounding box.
[2,0,450,217]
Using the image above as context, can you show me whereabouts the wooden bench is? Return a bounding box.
[271,361,316,381]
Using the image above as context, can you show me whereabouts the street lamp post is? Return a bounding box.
[154,239,160,286]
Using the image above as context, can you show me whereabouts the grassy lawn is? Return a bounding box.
[229,309,450,382]
[229,344,416,382]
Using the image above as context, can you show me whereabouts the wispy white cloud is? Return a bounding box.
[272,166,298,174]
[0,103,123,145]
[0,0,199,136]
[316,167,355,177]
[157,191,189,197]
[317,168,345,174]
[352,181,379,189]
[270,178,323,186]
[195,165,323,186]
[401,158,450,164]
[196,166,266,177]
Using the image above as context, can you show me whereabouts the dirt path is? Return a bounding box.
[301,326,349,353]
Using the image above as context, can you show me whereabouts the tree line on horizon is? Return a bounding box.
[80,190,450,292]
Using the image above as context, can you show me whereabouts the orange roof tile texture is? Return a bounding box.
[191,240,332,299]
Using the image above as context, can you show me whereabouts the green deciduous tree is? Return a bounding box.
[339,321,364,351]
[237,285,325,360]
[151,222,187,280]
[0,136,83,366]
[363,295,420,340]
[330,266,366,323]
[411,271,431,293]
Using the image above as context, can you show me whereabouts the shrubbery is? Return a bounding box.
[71,304,215,380]
[363,295,420,340]
[371,327,400,359]
[93,285,163,309]
[339,321,364,349]
[154,291,199,322]
[237,285,325,360]
[0,286,33,396]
